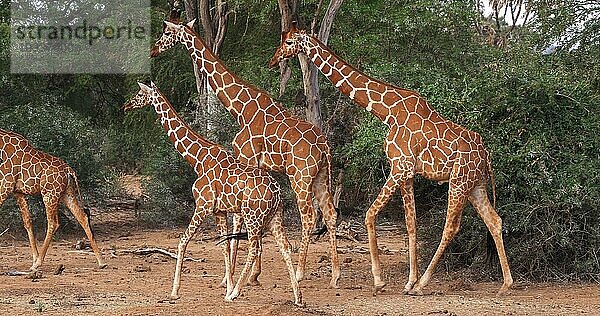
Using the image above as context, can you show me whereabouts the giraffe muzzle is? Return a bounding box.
[268,57,280,69]
[122,102,133,111]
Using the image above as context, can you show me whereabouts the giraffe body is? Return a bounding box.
[150,19,340,288]
[124,82,301,305]
[270,25,513,295]
[0,129,106,271]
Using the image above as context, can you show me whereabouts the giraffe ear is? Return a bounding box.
[138,82,151,92]
[150,81,158,89]
[186,19,196,29]
[291,21,298,32]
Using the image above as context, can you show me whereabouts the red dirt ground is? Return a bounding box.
[1,218,599,316]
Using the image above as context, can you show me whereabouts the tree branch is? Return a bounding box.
[122,247,205,262]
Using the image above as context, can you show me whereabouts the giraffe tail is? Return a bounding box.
[216,232,249,245]
[66,167,84,206]
[66,167,94,234]
[315,141,339,231]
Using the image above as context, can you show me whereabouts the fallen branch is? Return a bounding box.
[66,250,96,256]
[122,247,205,262]
[337,246,370,254]
[5,270,30,276]
[0,228,8,237]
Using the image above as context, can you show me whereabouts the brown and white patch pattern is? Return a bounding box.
[270,25,513,296]
[124,82,301,305]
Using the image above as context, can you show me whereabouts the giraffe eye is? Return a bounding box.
[285,40,293,45]
[164,32,171,36]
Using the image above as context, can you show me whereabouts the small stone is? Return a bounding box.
[75,240,89,250]
[54,264,65,275]
[133,265,151,272]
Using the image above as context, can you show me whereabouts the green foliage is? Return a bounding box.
[307,0,600,282]
[0,101,102,186]
[1,0,598,282]
[141,176,194,227]
[339,114,388,195]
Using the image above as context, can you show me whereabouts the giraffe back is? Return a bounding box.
[0,129,72,198]
[193,143,281,219]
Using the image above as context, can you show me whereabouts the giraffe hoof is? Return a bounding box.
[224,291,239,302]
[295,270,304,283]
[25,270,43,280]
[98,262,108,269]
[373,283,387,296]
[168,294,180,301]
[219,280,227,288]
[407,288,424,296]
[496,287,511,297]
[247,279,261,286]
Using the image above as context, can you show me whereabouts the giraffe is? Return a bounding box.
[0,129,106,272]
[269,23,513,296]
[123,81,301,305]
[150,18,341,288]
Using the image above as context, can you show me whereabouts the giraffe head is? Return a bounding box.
[268,22,308,68]
[150,19,196,58]
[123,81,157,111]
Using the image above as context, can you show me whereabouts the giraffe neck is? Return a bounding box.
[302,36,394,123]
[152,90,221,173]
[180,28,287,124]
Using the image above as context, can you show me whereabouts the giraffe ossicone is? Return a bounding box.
[271,25,513,296]
[124,81,302,305]
[150,15,341,288]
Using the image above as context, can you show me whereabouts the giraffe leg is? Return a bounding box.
[0,171,14,205]
[398,179,419,294]
[62,186,106,268]
[225,224,261,302]
[469,184,513,295]
[366,175,401,294]
[409,181,470,295]
[220,214,243,288]
[216,214,234,296]
[290,178,316,283]
[248,242,262,286]
[269,203,302,306]
[228,214,262,286]
[0,171,15,210]
[313,167,341,288]
[32,196,60,271]
[14,193,39,267]
[170,206,209,300]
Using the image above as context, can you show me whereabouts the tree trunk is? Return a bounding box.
[277,0,345,132]
[276,0,297,98]
[176,1,206,129]
[178,0,229,135]
[298,55,322,130]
